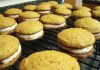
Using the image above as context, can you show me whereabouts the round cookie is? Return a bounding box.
[57,28,95,59]
[35,4,51,15]
[76,6,91,11]
[74,17,100,40]
[4,8,22,19]
[15,20,44,41]
[19,50,80,70]
[40,14,67,29]
[0,35,21,69]
[19,11,40,21]
[72,10,91,19]
[0,17,17,34]
[55,8,72,19]
[24,5,37,11]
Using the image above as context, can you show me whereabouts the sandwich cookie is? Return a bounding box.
[35,4,51,15]
[0,17,17,34]
[40,14,67,29]
[76,6,91,11]
[55,8,72,19]
[0,35,21,69]
[57,28,95,59]
[19,11,40,21]
[74,17,100,40]
[15,20,44,41]
[19,50,80,70]
[72,10,91,19]
[24,5,37,11]
[4,8,22,19]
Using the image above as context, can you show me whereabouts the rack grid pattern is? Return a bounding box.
[0,1,100,70]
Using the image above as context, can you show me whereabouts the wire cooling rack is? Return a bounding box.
[0,1,100,70]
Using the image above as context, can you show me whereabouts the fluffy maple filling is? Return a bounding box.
[9,15,19,18]
[24,18,39,21]
[0,23,17,32]
[0,45,21,64]
[44,22,66,28]
[37,10,50,13]
[94,33,100,37]
[58,14,70,19]
[17,30,43,40]
[63,15,70,18]
[61,45,93,54]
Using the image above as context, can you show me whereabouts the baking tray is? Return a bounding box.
[0,1,100,70]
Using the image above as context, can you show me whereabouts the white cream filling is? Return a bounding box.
[64,15,70,19]
[94,33,100,37]
[1,45,21,64]
[37,11,50,14]
[23,18,39,21]
[62,45,93,54]
[44,22,66,28]
[0,23,17,33]
[17,30,43,40]
[9,15,19,18]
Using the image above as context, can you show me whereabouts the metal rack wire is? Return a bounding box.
[0,1,100,70]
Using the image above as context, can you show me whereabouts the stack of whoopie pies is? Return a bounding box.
[0,1,100,70]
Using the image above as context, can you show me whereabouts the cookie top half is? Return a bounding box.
[63,3,73,9]
[39,2,52,7]
[53,4,66,9]
[48,1,58,6]
[94,6,100,10]
[19,50,80,70]
[0,14,4,19]
[35,4,51,11]
[75,18,100,33]
[5,8,22,15]
[15,20,43,34]
[72,10,91,18]
[76,6,91,11]
[55,8,72,15]
[92,10,100,17]
[40,14,65,24]
[24,5,37,11]
[19,11,40,19]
